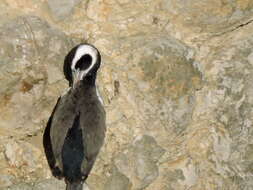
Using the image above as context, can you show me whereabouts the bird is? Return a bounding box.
[43,43,106,190]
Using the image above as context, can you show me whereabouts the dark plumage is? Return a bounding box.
[43,43,106,190]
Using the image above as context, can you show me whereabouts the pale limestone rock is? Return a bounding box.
[0,16,72,139]
[34,178,90,190]
[47,0,82,20]
[4,183,33,190]
[0,175,14,188]
[247,51,253,65]
[164,0,253,34]
[2,179,90,190]
[114,135,165,189]
[33,179,66,190]
[104,166,131,190]
[4,140,42,174]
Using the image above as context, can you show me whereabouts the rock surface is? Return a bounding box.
[0,1,253,190]
[0,15,72,139]
[2,178,89,190]
[47,0,82,20]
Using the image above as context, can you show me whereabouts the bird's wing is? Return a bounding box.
[43,97,63,178]
[49,94,79,172]
[79,100,106,175]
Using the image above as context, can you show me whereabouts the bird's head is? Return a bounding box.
[64,43,101,87]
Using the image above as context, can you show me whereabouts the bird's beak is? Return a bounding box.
[72,69,83,87]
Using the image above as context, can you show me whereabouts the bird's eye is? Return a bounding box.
[75,54,92,71]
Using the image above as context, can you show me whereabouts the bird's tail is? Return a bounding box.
[66,181,83,190]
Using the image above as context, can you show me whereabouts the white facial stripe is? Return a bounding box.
[96,85,104,105]
[71,45,97,74]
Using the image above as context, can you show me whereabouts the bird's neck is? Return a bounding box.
[82,73,97,87]
[70,73,97,94]
[71,80,96,99]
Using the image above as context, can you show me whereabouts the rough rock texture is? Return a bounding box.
[0,15,73,187]
[0,0,253,190]
[47,0,82,20]
[3,179,89,190]
[0,16,72,138]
